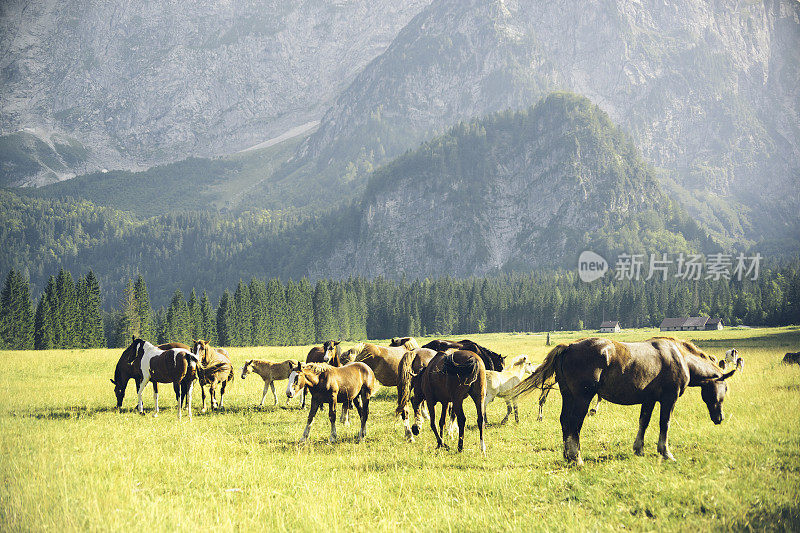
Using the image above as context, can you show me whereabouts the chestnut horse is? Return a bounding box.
[286,362,375,444]
[511,337,742,465]
[297,340,342,407]
[395,347,438,440]
[339,339,419,387]
[409,350,487,454]
[125,338,201,418]
[422,339,505,371]
[192,340,234,412]
[111,337,191,409]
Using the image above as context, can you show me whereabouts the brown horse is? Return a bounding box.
[286,362,375,444]
[111,337,191,409]
[241,359,295,406]
[409,350,487,454]
[511,337,742,465]
[422,339,505,371]
[192,340,234,412]
[124,338,201,418]
[339,339,418,387]
[396,347,437,440]
[297,341,343,407]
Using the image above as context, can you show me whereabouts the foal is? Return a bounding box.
[484,354,535,425]
[241,359,295,406]
[192,340,233,412]
[286,362,375,444]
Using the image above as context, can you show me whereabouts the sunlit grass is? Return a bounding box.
[1,327,798,531]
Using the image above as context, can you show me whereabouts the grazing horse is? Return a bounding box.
[192,340,234,412]
[395,347,438,440]
[241,359,295,406]
[111,337,191,409]
[719,348,743,371]
[339,340,418,387]
[484,354,536,425]
[421,339,505,371]
[286,362,375,444]
[125,338,201,418]
[408,350,487,454]
[511,337,742,465]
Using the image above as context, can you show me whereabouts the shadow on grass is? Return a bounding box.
[9,405,118,420]
[727,502,800,531]
[692,328,800,348]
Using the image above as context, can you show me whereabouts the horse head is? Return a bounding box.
[322,340,341,364]
[699,362,741,425]
[112,337,146,408]
[241,360,253,379]
[192,339,211,364]
[286,361,307,399]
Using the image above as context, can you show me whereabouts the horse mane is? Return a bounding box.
[303,362,334,374]
[339,343,365,364]
[653,337,719,365]
[402,338,420,351]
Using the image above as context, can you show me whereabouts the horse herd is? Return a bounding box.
[111,335,743,464]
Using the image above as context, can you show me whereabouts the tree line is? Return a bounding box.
[1,260,798,350]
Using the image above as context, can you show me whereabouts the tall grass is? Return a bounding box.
[1,327,798,531]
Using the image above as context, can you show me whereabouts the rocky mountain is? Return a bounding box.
[0,0,430,185]
[288,0,800,243]
[311,93,710,279]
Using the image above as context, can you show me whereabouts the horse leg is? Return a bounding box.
[559,389,592,466]
[136,376,150,415]
[355,394,369,443]
[513,397,519,424]
[187,380,194,419]
[340,400,350,426]
[657,394,678,461]
[328,396,338,444]
[299,400,319,443]
[210,380,218,410]
[175,380,182,420]
[447,403,458,440]
[472,389,486,455]
[501,399,512,425]
[589,396,602,416]
[219,380,226,409]
[200,382,207,413]
[152,382,159,417]
[428,401,447,450]
[633,401,655,456]
[270,381,277,406]
[454,401,467,452]
[410,395,424,437]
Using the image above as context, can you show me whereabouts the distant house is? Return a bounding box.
[660,317,722,331]
[660,317,687,331]
[599,321,621,333]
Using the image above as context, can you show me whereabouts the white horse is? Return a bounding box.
[485,354,536,424]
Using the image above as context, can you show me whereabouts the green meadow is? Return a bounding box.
[1,327,798,531]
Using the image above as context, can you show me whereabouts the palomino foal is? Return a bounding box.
[286,362,375,444]
[131,339,200,419]
[241,359,295,406]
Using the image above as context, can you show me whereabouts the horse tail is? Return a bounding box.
[396,351,415,417]
[509,343,568,400]
[443,352,479,386]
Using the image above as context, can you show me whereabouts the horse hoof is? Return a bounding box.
[201,408,207,413]
[500,418,509,425]
[152,413,158,418]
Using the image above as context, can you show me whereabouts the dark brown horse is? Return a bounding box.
[111,337,191,409]
[286,362,375,444]
[422,339,505,371]
[192,339,234,412]
[123,338,202,419]
[511,337,742,465]
[409,350,487,454]
[395,347,437,440]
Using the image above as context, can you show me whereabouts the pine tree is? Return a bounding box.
[133,275,153,340]
[233,280,252,347]
[34,294,54,350]
[216,290,234,346]
[119,279,139,343]
[249,279,268,346]
[200,291,217,344]
[0,269,33,349]
[55,268,79,348]
[80,270,105,348]
[285,280,303,346]
[298,278,315,344]
[313,279,335,342]
[165,289,190,344]
[265,278,288,345]
[187,289,202,341]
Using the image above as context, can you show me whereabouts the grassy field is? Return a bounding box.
[1,327,798,531]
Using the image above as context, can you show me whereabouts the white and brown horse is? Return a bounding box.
[192,340,234,412]
[124,338,201,419]
[286,362,375,444]
[241,359,295,406]
[112,337,192,410]
[511,337,742,465]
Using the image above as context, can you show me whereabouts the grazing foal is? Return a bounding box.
[241,359,295,406]
[286,362,375,444]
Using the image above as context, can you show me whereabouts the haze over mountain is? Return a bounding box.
[0,0,429,185]
[287,0,800,243]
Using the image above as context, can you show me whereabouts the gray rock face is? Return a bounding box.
[0,0,429,185]
[297,0,800,240]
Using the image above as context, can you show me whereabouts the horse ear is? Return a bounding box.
[110,379,116,385]
[719,367,738,381]
[132,335,136,342]
[718,359,727,370]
